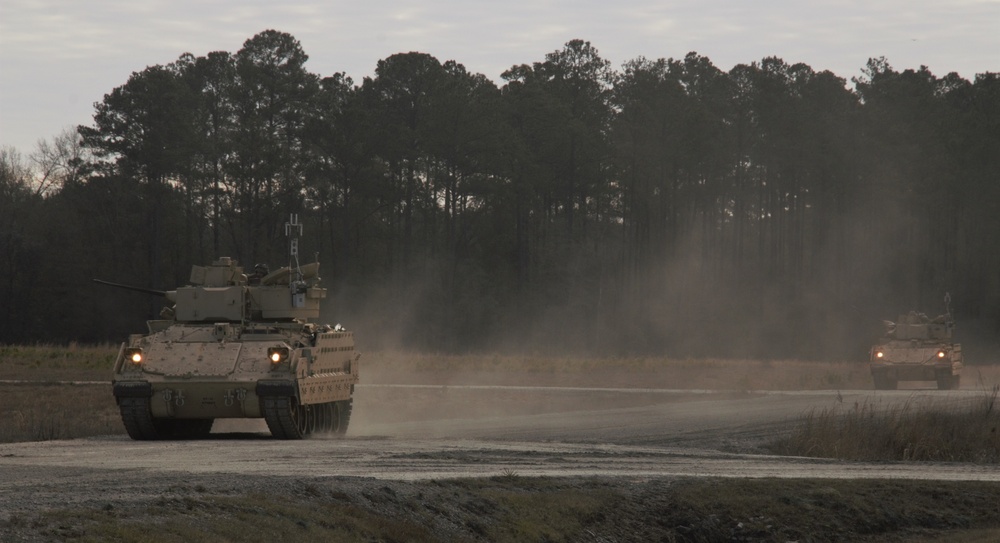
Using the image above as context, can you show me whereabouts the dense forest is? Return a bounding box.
[2,30,998,361]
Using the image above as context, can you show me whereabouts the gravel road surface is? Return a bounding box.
[2,384,999,520]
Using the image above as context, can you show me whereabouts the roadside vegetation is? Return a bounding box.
[770,383,1000,462]
[0,344,122,442]
[0,383,120,442]
[0,343,118,381]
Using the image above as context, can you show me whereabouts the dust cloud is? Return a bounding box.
[321,202,992,363]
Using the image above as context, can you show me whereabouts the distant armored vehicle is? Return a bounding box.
[870,296,961,390]
[99,214,359,439]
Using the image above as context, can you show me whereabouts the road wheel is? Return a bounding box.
[330,399,352,436]
[262,396,306,439]
[119,397,158,440]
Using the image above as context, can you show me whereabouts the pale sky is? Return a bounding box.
[2,0,998,156]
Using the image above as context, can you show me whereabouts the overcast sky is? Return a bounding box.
[2,0,998,156]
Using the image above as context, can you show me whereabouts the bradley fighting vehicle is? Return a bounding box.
[98,214,359,440]
[869,294,962,390]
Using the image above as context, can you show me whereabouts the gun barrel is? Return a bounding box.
[93,279,168,297]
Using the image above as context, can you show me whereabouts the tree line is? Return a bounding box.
[2,30,998,360]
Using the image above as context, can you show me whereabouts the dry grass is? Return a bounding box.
[0,384,122,443]
[0,343,119,381]
[0,343,123,443]
[771,384,1000,462]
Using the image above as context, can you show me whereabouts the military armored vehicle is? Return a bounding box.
[870,296,961,390]
[99,214,359,440]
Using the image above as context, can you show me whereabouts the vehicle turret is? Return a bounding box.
[96,257,328,325]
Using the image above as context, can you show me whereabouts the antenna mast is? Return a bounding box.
[286,213,306,307]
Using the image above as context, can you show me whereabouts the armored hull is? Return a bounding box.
[870,310,961,390]
[105,215,359,439]
[113,322,357,439]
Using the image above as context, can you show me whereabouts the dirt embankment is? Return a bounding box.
[3,462,1000,542]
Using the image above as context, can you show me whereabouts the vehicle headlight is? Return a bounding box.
[268,347,289,364]
[124,348,143,365]
[875,351,884,359]
[936,350,947,359]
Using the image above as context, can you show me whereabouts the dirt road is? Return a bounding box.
[3,384,999,518]
[4,382,1000,542]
